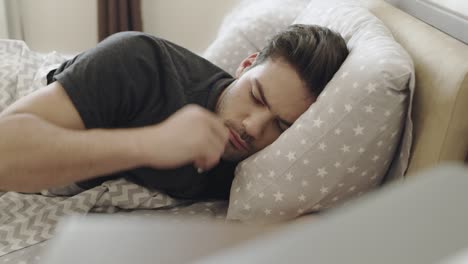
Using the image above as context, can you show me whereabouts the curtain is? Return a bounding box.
[98,0,142,41]
[0,0,24,39]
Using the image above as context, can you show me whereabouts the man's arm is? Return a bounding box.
[0,82,146,192]
[0,113,146,192]
[0,82,228,193]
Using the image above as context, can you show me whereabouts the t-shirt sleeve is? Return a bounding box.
[50,32,165,129]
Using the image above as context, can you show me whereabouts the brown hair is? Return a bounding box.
[252,24,349,97]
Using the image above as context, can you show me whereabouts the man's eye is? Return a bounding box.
[250,89,262,105]
[276,120,287,132]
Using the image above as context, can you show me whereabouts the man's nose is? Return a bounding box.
[242,109,274,141]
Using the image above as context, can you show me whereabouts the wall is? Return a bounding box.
[19,0,97,54]
[10,0,238,55]
[424,0,468,18]
[0,0,8,38]
[141,0,239,54]
[384,0,468,44]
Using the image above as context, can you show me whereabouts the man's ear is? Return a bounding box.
[235,52,259,78]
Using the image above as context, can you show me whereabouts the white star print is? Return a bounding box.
[312,204,322,210]
[340,71,349,78]
[235,187,241,193]
[257,173,263,179]
[244,204,251,210]
[301,180,309,187]
[334,161,341,168]
[301,139,307,145]
[366,83,377,93]
[353,82,359,88]
[361,171,368,176]
[262,154,268,159]
[286,172,294,181]
[338,183,344,187]
[347,166,358,173]
[296,123,303,130]
[364,104,374,113]
[312,117,324,128]
[298,208,304,214]
[353,125,364,135]
[234,200,238,205]
[276,150,281,156]
[318,142,327,151]
[345,104,353,112]
[391,131,398,138]
[269,170,275,178]
[298,194,306,201]
[303,159,310,165]
[370,174,378,180]
[380,125,387,131]
[258,192,265,198]
[341,144,351,153]
[286,152,296,161]
[377,141,383,147]
[328,107,335,114]
[264,209,272,215]
[274,191,284,201]
[384,110,391,117]
[358,147,365,153]
[320,186,329,194]
[372,155,380,162]
[279,211,285,216]
[334,128,342,135]
[246,182,252,190]
[332,196,339,202]
[317,167,328,178]
[348,186,356,192]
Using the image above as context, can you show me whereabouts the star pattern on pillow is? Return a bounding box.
[204,0,414,223]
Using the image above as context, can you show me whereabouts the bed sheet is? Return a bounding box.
[0,180,228,263]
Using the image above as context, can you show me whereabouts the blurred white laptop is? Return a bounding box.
[42,163,468,264]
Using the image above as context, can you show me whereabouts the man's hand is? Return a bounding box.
[140,104,229,171]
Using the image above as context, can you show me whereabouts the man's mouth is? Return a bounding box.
[229,129,248,151]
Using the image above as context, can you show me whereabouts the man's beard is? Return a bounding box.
[222,119,253,162]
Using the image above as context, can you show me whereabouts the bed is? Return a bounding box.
[1,0,467,262]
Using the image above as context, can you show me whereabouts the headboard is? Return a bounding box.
[360,0,468,176]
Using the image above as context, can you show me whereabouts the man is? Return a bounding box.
[0,24,348,199]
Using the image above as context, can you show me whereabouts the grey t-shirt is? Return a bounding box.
[47,31,237,200]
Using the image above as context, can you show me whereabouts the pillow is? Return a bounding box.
[203,0,309,75]
[204,0,415,223]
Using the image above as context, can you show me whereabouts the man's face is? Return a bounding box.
[216,53,315,162]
